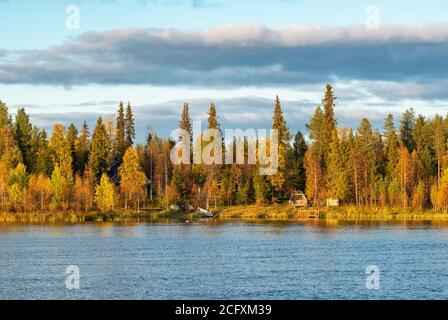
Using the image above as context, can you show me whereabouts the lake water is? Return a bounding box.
[1,220,448,300]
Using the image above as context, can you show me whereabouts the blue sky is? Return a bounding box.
[2,0,448,49]
[1,0,448,140]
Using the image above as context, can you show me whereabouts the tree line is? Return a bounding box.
[1,84,448,213]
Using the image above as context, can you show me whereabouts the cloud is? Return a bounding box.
[1,23,448,91]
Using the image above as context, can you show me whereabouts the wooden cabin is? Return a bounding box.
[289,191,309,208]
[326,198,340,208]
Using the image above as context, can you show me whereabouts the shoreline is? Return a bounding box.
[2,205,448,225]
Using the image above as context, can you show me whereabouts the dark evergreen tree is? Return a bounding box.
[286,130,308,192]
[320,84,337,163]
[125,102,135,148]
[14,108,33,171]
[67,123,78,174]
[76,121,90,175]
[35,129,52,175]
[89,117,110,182]
[399,108,416,152]
[115,101,126,160]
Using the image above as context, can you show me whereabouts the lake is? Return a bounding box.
[1,220,448,300]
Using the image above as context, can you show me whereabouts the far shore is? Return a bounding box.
[2,205,448,224]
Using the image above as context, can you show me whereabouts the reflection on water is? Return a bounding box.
[1,220,448,299]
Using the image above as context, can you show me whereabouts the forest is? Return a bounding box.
[1,83,448,215]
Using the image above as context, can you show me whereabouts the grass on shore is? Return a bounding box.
[2,204,448,224]
[216,204,448,222]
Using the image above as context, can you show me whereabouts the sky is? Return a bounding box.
[1,0,448,141]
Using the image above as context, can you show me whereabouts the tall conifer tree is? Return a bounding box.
[89,117,110,182]
[125,102,135,148]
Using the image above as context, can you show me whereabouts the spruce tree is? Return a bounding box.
[326,130,349,200]
[76,121,90,175]
[287,130,308,192]
[14,108,33,172]
[89,117,110,182]
[399,108,416,152]
[125,102,135,148]
[170,165,187,201]
[254,171,270,205]
[306,105,324,167]
[433,114,446,184]
[270,96,291,197]
[320,84,337,162]
[115,101,126,159]
[29,127,40,173]
[272,95,291,143]
[413,115,434,183]
[67,123,78,173]
[208,103,219,130]
[36,129,52,175]
[180,103,192,138]
[0,101,11,127]
[383,113,396,142]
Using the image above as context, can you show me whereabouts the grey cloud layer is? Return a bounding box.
[17,96,388,142]
[1,23,448,86]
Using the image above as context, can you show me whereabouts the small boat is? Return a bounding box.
[170,204,182,213]
[197,207,214,218]
[183,203,196,212]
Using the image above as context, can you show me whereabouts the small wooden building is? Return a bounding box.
[289,191,309,208]
[326,198,340,208]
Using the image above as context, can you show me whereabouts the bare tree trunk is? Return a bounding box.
[150,159,153,201]
[354,166,359,206]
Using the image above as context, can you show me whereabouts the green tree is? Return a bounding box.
[180,102,192,139]
[287,130,308,192]
[413,115,434,184]
[67,123,78,174]
[14,108,33,171]
[114,101,126,160]
[326,130,349,200]
[35,129,52,175]
[383,113,396,143]
[50,165,70,210]
[49,124,73,181]
[9,163,28,189]
[254,171,270,205]
[170,165,187,202]
[76,121,90,174]
[383,114,399,179]
[270,95,291,196]
[237,175,254,205]
[125,102,135,148]
[320,84,337,163]
[399,108,416,152]
[432,114,446,184]
[89,117,110,182]
[355,118,378,205]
